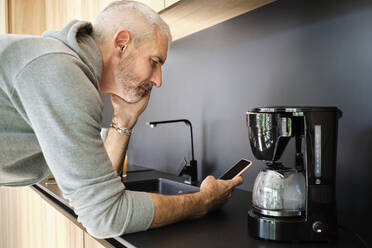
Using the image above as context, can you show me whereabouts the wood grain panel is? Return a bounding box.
[160,0,276,41]
[135,0,164,12]
[8,0,45,34]
[45,0,75,31]
[4,0,276,39]
[165,0,179,8]
[79,0,114,23]
[45,0,112,31]
[0,186,84,248]
[43,0,164,32]
[84,232,107,248]
[0,0,8,33]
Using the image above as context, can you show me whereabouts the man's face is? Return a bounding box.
[113,29,168,103]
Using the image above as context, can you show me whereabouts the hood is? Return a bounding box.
[42,20,103,82]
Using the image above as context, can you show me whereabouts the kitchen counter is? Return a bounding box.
[34,170,366,248]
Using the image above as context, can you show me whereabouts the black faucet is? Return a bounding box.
[146,119,197,184]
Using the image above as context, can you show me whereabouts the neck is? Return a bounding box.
[95,41,115,94]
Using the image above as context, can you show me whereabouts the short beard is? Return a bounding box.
[114,52,153,103]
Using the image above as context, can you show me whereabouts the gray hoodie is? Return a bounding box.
[0,20,154,238]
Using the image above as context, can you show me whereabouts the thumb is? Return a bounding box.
[229,176,243,188]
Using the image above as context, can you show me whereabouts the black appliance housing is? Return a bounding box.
[246,106,342,241]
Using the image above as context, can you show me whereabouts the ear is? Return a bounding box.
[113,29,131,56]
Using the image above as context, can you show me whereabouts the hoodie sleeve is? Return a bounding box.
[11,53,154,238]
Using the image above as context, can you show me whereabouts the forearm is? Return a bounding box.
[148,176,243,229]
[104,127,130,173]
[149,192,207,228]
[104,93,149,173]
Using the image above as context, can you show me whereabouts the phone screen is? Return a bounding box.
[219,159,252,180]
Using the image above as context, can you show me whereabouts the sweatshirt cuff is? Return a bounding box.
[124,190,154,234]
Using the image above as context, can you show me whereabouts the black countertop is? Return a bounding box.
[35,169,367,248]
[122,189,365,248]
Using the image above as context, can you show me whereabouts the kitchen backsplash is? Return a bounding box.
[102,0,372,244]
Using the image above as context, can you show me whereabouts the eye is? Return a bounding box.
[151,59,158,68]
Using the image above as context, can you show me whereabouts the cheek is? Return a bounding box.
[134,59,152,80]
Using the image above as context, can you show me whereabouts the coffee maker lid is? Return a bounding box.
[251,106,342,116]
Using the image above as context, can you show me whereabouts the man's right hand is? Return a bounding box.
[110,93,151,129]
[104,93,151,172]
[149,175,243,229]
[198,176,243,215]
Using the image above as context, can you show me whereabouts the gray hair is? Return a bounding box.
[93,1,172,48]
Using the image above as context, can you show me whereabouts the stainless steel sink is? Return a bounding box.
[124,178,199,195]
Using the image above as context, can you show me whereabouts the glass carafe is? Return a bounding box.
[252,168,305,217]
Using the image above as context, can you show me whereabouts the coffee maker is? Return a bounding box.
[246,107,342,241]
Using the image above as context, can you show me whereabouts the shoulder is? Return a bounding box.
[1,35,81,85]
[14,52,103,114]
[12,52,104,130]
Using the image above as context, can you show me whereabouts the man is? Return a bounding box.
[0,1,242,238]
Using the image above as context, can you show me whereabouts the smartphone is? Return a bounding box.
[219,159,252,180]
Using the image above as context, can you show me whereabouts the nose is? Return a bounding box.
[150,66,162,88]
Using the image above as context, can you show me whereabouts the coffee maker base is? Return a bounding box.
[247,210,337,242]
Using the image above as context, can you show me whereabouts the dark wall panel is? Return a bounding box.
[102,0,372,244]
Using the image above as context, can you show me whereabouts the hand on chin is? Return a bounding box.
[110,92,151,128]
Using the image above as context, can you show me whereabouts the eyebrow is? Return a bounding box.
[154,56,165,65]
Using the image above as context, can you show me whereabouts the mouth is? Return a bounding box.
[137,87,148,97]
[136,82,153,97]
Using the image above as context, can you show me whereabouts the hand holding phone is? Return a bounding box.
[219,159,252,180]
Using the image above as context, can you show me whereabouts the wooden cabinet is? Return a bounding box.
[44,0,113,31]
[0,186,84,248]
[85,232,107,248]
[0,0,8,33]
[43,0,165,31]
[165,0,180,8]
[159,0,276,41]
[0,186,111,248]
[4,0,111,34]
[3,0,276,40]
[4,0,165,35]
[7,0,46,35]
[135,0,164,12]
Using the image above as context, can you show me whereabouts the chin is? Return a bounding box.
[122,94,142,103]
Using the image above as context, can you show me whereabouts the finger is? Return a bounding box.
[229,176,243,188]
[110,94,125,105]
[201,175,215,186]
[218,178,239,190]
[109,94,116,102]
[135,91,151,107]
[110,93,120,100]
[206,175,216,180]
